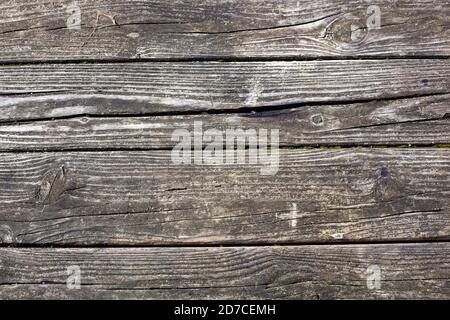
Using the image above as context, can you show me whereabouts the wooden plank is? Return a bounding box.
[0,60,449,117]
[0,0,449,61]
[0,244,448,299]
[0,149,448,245]
[0,94,448,150]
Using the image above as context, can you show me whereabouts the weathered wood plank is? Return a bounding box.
[0,94,448,150]
[0,244,448,299]
[0,149,448,245]
[1,0,449,61]
[0,60,449,117]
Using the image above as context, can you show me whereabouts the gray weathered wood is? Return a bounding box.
[0,0,449,61]
[0,94,448,150]
[0,149,448,245]
[1,0,449,302]
[0,244,448,299]
[0,60,449,117]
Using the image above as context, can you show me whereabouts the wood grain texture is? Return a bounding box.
[0,94,448,150]
[0,244,448,299]
[1,0,449,302]
[0,149,448,245]
[0,0,449,61]
[0,60,449,117]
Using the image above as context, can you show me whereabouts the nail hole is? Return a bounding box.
[380,167,390,178]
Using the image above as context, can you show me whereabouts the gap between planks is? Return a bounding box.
[0,56,448,66]
[1,239,449,249]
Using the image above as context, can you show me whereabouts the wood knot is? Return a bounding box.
[372,166,404,200]
[36,164,68,205]
[379,167,390,178]
[311,114,324,126]
[79,117,90,124]
[327,13,369,47]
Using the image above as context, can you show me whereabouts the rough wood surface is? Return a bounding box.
[0,0,449,61]
[1,0,449,301]
[0,244,448,299]
[0,60,449,117]
[0,94,448,150]
[0,149,448,245]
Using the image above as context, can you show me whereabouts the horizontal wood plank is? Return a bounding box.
[0,149,448,245]
[0,244,448,299]
[0,94,448,150]
[1,0,449,61]
[0,60,449,117]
